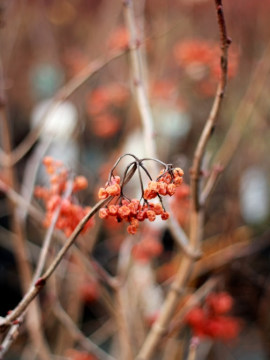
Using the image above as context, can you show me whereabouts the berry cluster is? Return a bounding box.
[99,198,169,235]
[143,167,184,200]
[97,154,184,235]
[35,157,94,237]
[185,292,240,341]
[173,39,239,96]
[86,83,129,138]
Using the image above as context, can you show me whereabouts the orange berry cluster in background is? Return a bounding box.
[185,292,240,341]
[98,157,184,235]
[35,157,94,237]
[86,83,129,138]
[174,39,239,96]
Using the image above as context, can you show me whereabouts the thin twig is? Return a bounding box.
[190,0,230,211]
[0,57,51,359]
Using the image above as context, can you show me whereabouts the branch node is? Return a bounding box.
[34,278,46,288]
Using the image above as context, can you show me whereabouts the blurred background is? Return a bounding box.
[0,0,270,359]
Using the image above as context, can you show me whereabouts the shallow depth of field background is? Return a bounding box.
[0,0,270,359]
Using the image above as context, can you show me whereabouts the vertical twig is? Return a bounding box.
[136,1,230,359]
[123,0,157,161]
[202,42,270,203]
[0,55,51,359]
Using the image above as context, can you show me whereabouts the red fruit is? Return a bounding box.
[118,205,131,218]
[99,208,109,219]
[108,204,119,216]
[98,187,108,199]
[43,156,54,167]
[173,167,184,178]
[106,183,121,196]
[127,224,137,235]
[146,210,156,222]
[167,183,176,196]
[207,292,233,315]
[47,195,61,211]
[185,307,206,327]
[161,211,169,220]
[157,182,167,196]
[136,210,146,221]
[148,181,159,192]
[73,176,88,191]
[218,317,240,340]
[205,318,224,338]
[80,281,100,303]
[153,203,163,215]
[144,188,157,200]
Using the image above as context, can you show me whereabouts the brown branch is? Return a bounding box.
[135,1,230,359]
[0,197,111,329]
[191,0,230,211]
[201,42,270,203]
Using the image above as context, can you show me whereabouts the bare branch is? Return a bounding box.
[0,50,125,167]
